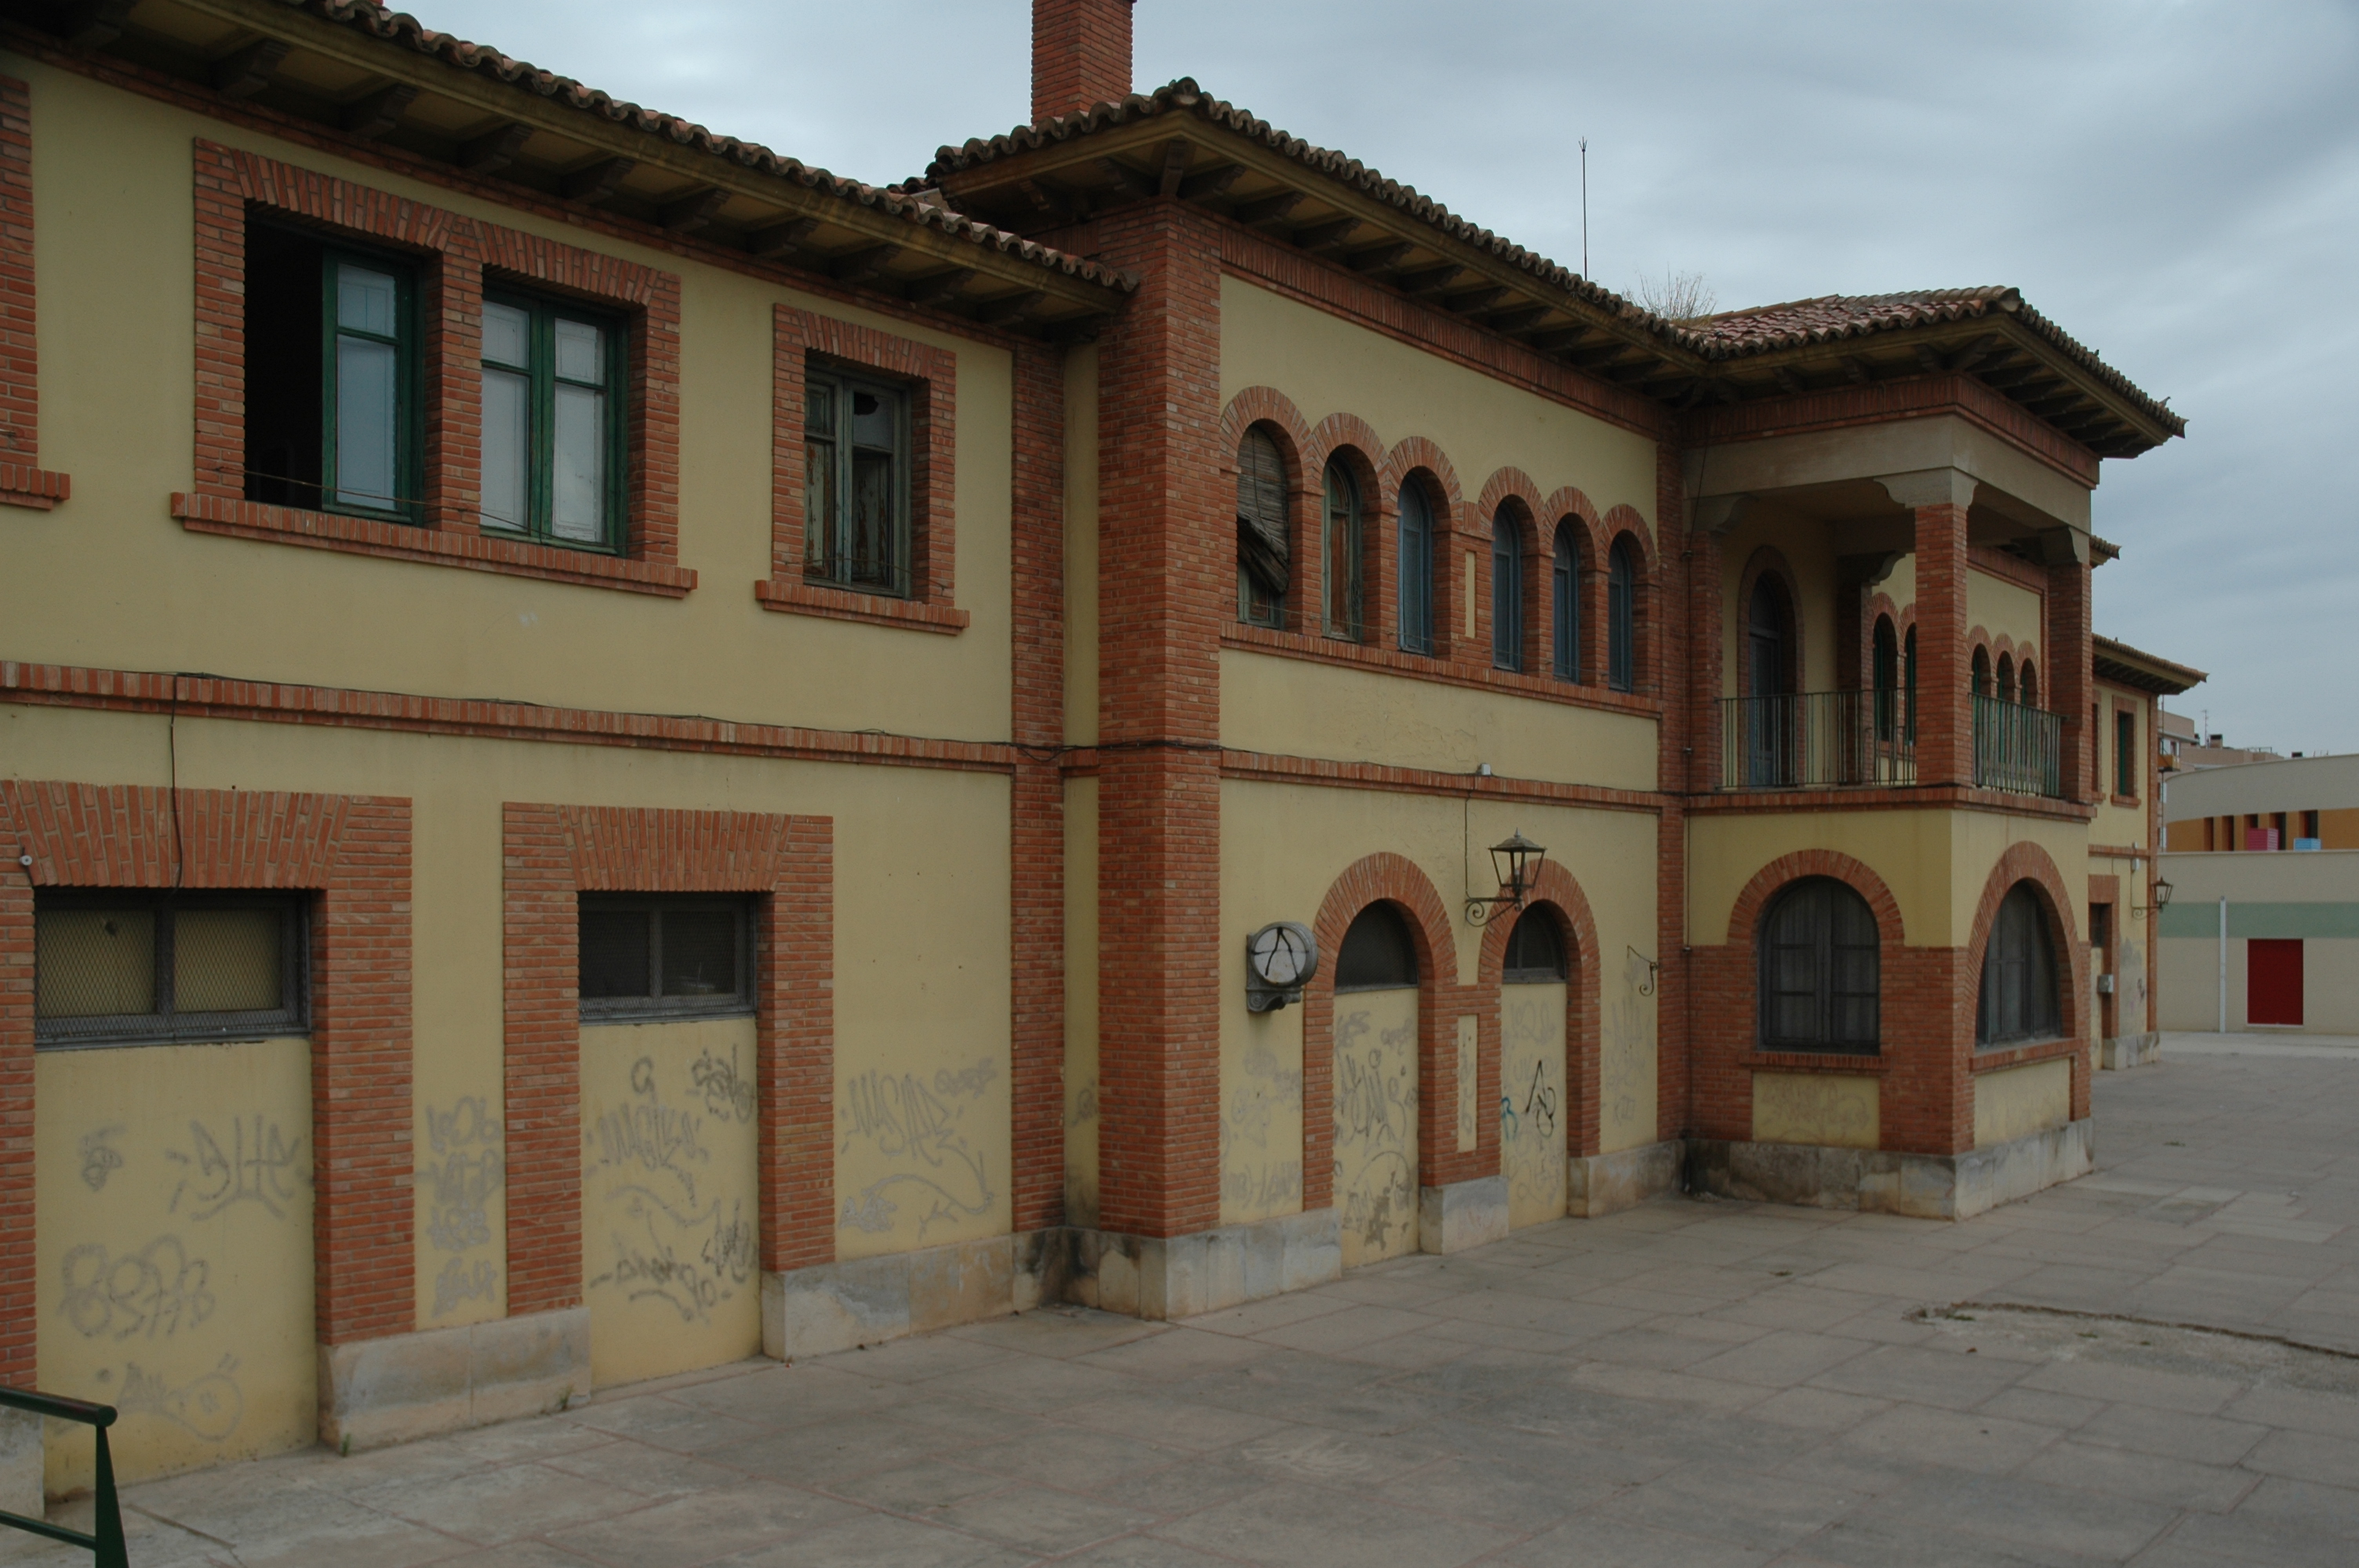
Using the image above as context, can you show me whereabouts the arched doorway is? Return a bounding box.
[1499,906,1568,1228]
[1332,902,1419,1267]
[1747,574,1794,786]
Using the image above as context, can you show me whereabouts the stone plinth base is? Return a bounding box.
[764,1232,1048,1361]
[0,1406,36,1518]
[1419,1176,1509,1254]
[1688,1117,2094,1221]
[1568,1141,1681,1217]
[2101,1032,2162,1070]
[1059,1209,1341,1321]
[318,1307,588,1454]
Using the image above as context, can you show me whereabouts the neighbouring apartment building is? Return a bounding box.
[2161,753,2359,1035]
[0,0,2194,1496]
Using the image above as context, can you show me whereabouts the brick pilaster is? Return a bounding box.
[1091,204,1223,1240]
[1031,0,1133,124]
[2046,550,2095,806]
[1910,500,1972,786]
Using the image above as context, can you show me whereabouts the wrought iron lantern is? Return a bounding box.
[1466,829,1546,926]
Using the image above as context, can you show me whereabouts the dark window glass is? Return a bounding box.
[1748,575,1790,699]
[1903,626,1919,740]
[1977,881,2061,1046]
[1237,427,1289,628]
[2115,710,2136,797]
[580,896,751,1019]
[1323,459,1363,640]
[1997,654,2016,705]
[1503,908,1568,983]
[34,891,307,1048]
[1336,903,1418,992]
[481,292,625,550]
[1758,878,1879,1052]
[245,220,419,522]
[1398,481,1434,655]
[1608,538,1637,692]
[2020,661,2040,710]
[1492,510,1523,671]
[806,368,911,595]
[1872,618,1899,740]
[1552,522,1581,681]
[1972,648,1992,697]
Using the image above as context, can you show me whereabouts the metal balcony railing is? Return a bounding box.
[0,1385,126,1566]
[1974,693,2063,797]
[1718,691,1914,790]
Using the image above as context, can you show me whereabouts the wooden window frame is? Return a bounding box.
[1976,880,2063,1048]
[577,893,755,1023]
[761,305,966,633]
[1397,476,1437,656]
[478,288,629,552]
[179,141,689,597]
[2111,702,2139,804]
[1757,877,1881,1055]
[1492,509,1524,672]
[1235,426,1289,630]
[1322,458,1365,643]
[1607,537,1637,693]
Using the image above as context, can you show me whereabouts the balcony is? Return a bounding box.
[1717,691,1914,790]
[1717,691,2064,798]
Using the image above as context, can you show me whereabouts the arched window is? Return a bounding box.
[1236,427,1288,629]
[1747,575,1792,700]
[1872,617,1899,740]
[1336,902,1419,991]
[1398,480,1435,655]
[1607,536,1637,692]
[1551,522,1582,681]
[1492,510,1523,671]
[2019,661,2040,710]
[1979,881,2061,1046]
[1972,646,1992,697]
[1503,907,1567,983]
[1760,877,1880,1052]
[1996,652,2016,705]
[1903,625,1918,740]
[1322,459,1362,641]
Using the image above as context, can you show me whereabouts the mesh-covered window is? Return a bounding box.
[1336,903,1418,992]
[35,891,307,1048]
[1978,882,2060,1047]
[1237,427,1289,628]
[1503,908,1567,983]
[1759,878,1879,1053]
[580,895,753,1020]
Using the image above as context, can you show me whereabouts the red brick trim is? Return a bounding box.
[1723,850,1908,950]
[763,306,962,629]
[0,77,65,512]
[1688,784,2095,824]
[1734,546,1805,697]
[190,140,684,582]
[1219,387,1318,635]
[1684,373,2100,489]
[1216,234,1668,441]
[1474,862,1605,1158]
[1,661,1018,776]
[1216,747,1662,815]
[1963,840,2091,1120]
[169,494,695,597]
[0,781,413,1370]
[502,804,834,1317]
[1009,343,1066,1230]
[1299,854,1461,1211]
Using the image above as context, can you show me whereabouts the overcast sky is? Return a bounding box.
[409,1,2359,753]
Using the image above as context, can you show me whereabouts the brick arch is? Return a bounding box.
[1381,436,1463,657]
[1725,849,1907,951]
[1476,468,1547,674]
[1735,545,1806,698]
[1964,840,2088,1047]
[1601,506,1658,693]
[1299,853,1459,1213]
[1476,861,1605,1159]
[1543,487,1605,682]
[1221,388,1317,633]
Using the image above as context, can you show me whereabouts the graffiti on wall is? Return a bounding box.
[1599,949,1656,1153]
[422,1094,504,1320]
[1221,1040,1303,1221]
[1332,994,1419,1269]
[1499,985,1566,1227]
[837,1056,998,1243]
[586,1054,755,1326]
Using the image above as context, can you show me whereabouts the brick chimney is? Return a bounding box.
[1033,0,1133,125]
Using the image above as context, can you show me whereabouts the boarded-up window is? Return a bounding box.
[1237,427,1288,628]
[1323,459,1363,641]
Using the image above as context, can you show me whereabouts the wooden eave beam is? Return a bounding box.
[165,0,1129,313]
[560,154,635,204]
[744,216,817,258]
[1176,162,1245,201]
[830,243,903,285]
[340,81,417,140]
[660,186,729,234]
[209,35,287,100]
[456,121,531,175]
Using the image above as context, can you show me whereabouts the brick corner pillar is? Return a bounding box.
[1092,205,1223,1243]
[2043,531,2095,806]
[1032,0,1134,125]
[1887,472,1974,788]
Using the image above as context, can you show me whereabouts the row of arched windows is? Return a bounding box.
[1759,877,2062,1052]
[1332,899,1569,993]
[1238,426,1641,693]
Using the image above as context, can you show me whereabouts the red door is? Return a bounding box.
[2248,939,2304,1027]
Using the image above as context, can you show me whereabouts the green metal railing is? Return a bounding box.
[0,1387,126,1566]
[1973,693,2063,797]
[1718,691,1916,790]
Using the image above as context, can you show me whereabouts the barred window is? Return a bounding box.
[580,895,754,1021]
[35,891,308,1048]
[1759,878,1878,1053]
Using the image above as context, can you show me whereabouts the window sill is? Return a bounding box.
[1223,624,1659,716]
[171,493,696,597]
[0,462,70,511]
[755,577,970,634]
[1972,1035,2081,1072]
[1751,1051,1888,1073]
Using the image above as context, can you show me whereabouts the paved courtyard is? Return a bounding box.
[20,1033,2359,1567]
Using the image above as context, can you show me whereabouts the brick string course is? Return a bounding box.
[0,782,413,1382]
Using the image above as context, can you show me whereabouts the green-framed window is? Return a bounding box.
[480,293,626,549]
[245,222,422,522]
[805,367,911,596]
